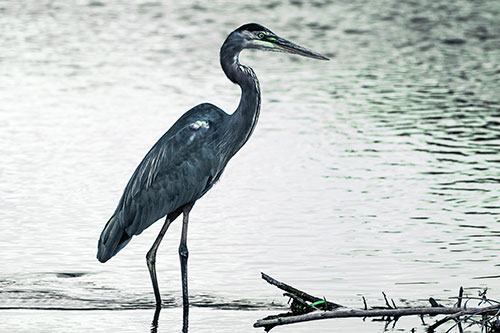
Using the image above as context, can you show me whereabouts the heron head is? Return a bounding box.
[234,23,329,61]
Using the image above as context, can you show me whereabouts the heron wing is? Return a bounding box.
[116,103,228,236]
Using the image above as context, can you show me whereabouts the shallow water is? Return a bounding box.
[1,0,499,332]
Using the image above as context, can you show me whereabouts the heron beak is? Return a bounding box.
[270,36,329,61]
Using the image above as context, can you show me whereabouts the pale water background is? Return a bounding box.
[1,0,499,332]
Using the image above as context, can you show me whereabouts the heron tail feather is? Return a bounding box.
[97,213,131,263]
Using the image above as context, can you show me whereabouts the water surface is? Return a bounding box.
[1,0,499,332]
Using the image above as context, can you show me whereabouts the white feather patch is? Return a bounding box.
[189,120,210,130]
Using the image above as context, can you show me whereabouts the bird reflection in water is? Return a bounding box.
[151,308,161,333]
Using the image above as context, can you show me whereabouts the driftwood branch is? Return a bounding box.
[254,273,500,332]
[261,272,342,310]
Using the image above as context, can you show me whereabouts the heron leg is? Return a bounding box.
[146,216,173,310]
[146,209,182,311]
[179,203,193,333]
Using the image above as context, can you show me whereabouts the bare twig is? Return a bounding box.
[457,287,463,308]
[383,292,392,309]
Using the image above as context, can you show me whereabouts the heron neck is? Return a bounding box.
[220,43,261,153]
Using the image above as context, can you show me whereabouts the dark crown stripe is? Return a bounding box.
[236,23,266,32]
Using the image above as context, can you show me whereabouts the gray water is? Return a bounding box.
[1,1,499,332]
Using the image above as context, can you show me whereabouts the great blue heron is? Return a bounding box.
[97,23,328,329]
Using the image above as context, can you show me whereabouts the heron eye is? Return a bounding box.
[257,32,264,39]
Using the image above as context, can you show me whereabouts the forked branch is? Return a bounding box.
[254,273,500,332]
